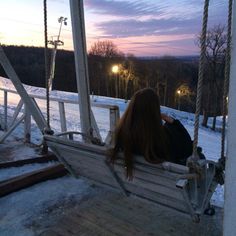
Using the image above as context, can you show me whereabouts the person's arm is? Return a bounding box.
[169,120,192,140]
[162,114,191,140]
[162,114,192,164]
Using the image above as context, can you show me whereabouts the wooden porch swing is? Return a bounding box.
[43,0,231,222]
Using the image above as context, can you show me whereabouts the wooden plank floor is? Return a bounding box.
[35,186,223,236]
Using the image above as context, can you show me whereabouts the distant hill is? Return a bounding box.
[0,45,77,92]
[138,55,199,62]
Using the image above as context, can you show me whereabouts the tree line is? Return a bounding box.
[0,45,198,110]
[0,25,227,129]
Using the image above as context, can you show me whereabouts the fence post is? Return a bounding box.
[58,102,67,133]
[110,106,120,132]
[105,106,120,146]
[24,104,31,143]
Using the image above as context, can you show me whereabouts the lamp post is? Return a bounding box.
[112,65,119,98]
[177,89,181,110]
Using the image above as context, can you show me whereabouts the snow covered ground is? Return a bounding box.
[0,76,224,235]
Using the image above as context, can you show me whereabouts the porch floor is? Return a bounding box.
[0,141,223,236]
[35,187,223,236]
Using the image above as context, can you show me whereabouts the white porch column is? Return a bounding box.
[223,0,236,235]
[69,0,92,138]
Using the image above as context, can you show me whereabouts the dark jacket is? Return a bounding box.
[164,119,193,165]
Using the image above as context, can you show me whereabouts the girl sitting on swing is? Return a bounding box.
[109,88,194,178]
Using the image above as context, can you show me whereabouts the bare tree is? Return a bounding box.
[88,40,123,58]
[197,24,226,129]
[119,56,136,99]
[88,40,125,97]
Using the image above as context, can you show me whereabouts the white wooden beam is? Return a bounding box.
[69,0,92,139]
[9,99,23,127]
[90,111,102,141]
[224,0,236,235]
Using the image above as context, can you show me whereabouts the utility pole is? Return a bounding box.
[48,16,67,90]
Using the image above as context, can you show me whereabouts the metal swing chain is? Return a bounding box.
[44,0,50,130]
[221,0,233,161]
[192,0,209,159]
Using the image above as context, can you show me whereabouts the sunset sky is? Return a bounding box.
[0,0,228,56]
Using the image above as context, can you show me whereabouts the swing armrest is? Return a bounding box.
[176,172,199,188]
[176,179,188,189]
[162,162,189,174]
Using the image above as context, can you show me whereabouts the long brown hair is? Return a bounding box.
[110,88,169,178]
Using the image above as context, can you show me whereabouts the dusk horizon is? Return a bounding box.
[0,0,228,57]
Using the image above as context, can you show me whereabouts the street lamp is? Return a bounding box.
[112,65,119,74]
[111,65,119,98]
[177,89,181,110]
